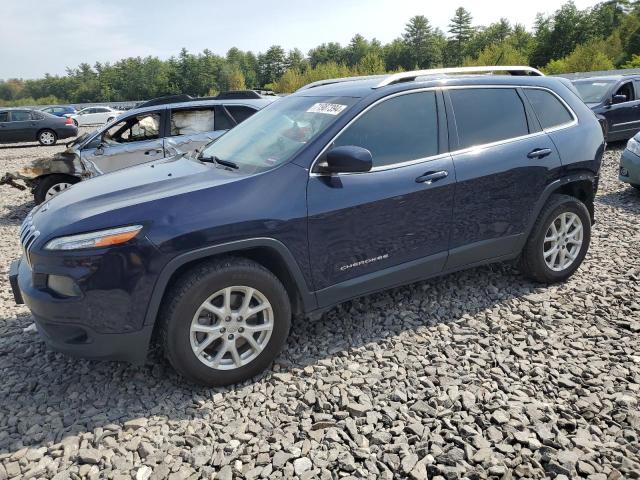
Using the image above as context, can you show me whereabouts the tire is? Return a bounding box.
[160,257,291,386]
[37,129,57,146]
[33,175,79,204]
[520,194,591,283]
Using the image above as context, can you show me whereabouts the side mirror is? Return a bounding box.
[612,94,627,105]
[323,146,373,174]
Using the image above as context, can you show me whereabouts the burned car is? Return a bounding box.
[1,92,277,204]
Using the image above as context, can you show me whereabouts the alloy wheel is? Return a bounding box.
[189,286,274,370]
[40,131,56,145]
[543,212,583,272]
[45,182,72,200]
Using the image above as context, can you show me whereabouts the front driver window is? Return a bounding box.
[615,82,635,102]
[103,113,160,144]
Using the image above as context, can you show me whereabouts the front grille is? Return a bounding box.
[20,212,40,266]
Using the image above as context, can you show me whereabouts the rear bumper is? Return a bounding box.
[10,256,153,364]
[620,149,640,185]
[56,125,78,140]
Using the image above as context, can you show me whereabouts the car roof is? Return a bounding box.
[127,97,277,115]
[291,73,571,98]
[571,75,637,82]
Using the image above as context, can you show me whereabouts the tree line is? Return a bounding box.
[1,1,640,106]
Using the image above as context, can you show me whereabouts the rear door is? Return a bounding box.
[8,110,35,142]
[307,90,455,301]
[164,105,235,155]
[444,87,562,269]
[81,111,164,174]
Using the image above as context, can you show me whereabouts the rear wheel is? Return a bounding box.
[33,175,79,204]
[160,257,291,386]
[520,194,591,283]
[38,129,57,146]
[72,119,78,127]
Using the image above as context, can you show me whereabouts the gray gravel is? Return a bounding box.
[0,140,639,479]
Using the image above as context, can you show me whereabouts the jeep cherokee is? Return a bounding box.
[9,66,605,386]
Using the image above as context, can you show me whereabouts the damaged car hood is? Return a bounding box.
[6,148,85,182]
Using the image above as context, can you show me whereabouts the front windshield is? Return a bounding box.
[200,95,358,173]
[573,80,615,103]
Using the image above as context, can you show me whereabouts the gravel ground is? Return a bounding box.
[0,139,638,480]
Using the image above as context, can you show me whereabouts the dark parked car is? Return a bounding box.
[41,105,77,117]
[1,93,276,204]
[9,66,604,386]
[0,108,78,146]
[572,75,640,141]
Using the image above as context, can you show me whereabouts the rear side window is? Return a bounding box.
[170,108,215,136]
[214,106,236,131]
[0,112,8,122]
[31,111,45,120]
[226,106,256,124]
[524,89,573,130]
[333,91,439,168]
[10,111,31,121]
[450,88,529,149]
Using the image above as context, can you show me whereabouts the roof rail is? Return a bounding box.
[135,94,195,109]
[296,75,387,92]
[374,66,544,88]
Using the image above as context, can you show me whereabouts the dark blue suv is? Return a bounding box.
[10,67,605,386]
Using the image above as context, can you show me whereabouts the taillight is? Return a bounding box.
[65,117,74,125]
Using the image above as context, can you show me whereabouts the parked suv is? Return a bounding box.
[1,93,276,204]
[9,67,604,386]
[572,74,640,141]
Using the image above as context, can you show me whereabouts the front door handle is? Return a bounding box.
[527,148,552,159]
[415,170,448,184]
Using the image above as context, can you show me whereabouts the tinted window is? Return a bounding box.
[333,92,438,167]
[226,106,256,124]
[10,111,31,121]
[170,108,215,136]
[450,89,529,149]
[615,82,634,102]
[31,111,45,120]
[214,106,235,131]
[0,112,8,122]
[95,107,110,113]
[524,89,573,130]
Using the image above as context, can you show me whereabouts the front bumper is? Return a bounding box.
[620,149,640,186]
[9,256,153,364]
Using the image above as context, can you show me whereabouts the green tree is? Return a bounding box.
[446,7,475,66]
[402,15,443,69]
[257,45,287,86]
[543,39,615,73]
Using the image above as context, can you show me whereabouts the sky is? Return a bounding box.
[1,0,602,80]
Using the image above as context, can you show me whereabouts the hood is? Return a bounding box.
[32,155,247,239]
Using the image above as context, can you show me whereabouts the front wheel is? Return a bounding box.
[520,194,591,283]
[160,257,291,386]
[33,175,79,204]
[38,129,57,146]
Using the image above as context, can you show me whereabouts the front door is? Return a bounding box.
[81,112,164,174]
[607,81,640,140]
[444,87,562,269]
[307,90,455,303]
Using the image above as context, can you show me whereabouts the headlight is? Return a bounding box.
[626,137,640,157]
[44,225,143,251]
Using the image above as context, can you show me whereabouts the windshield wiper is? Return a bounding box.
[200,155,239,170]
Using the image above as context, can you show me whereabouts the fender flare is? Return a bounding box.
[143,237,317,326]
[518,171,597,251]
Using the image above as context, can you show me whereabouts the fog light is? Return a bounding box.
[47,275,81,297]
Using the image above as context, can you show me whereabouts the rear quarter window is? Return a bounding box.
[226,106,257,124]
[524,88,574,130]
[449,88,529,149]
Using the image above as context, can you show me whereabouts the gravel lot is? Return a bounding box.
[0,138,638,480]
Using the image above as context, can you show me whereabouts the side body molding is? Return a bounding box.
[143,238,317,325]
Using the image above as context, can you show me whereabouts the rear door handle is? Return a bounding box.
[415,170,448,184]
[527,148,552,159]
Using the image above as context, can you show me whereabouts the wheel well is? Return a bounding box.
[36,128,55,138]
[161,248,305,318]
[554,180,595,221]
